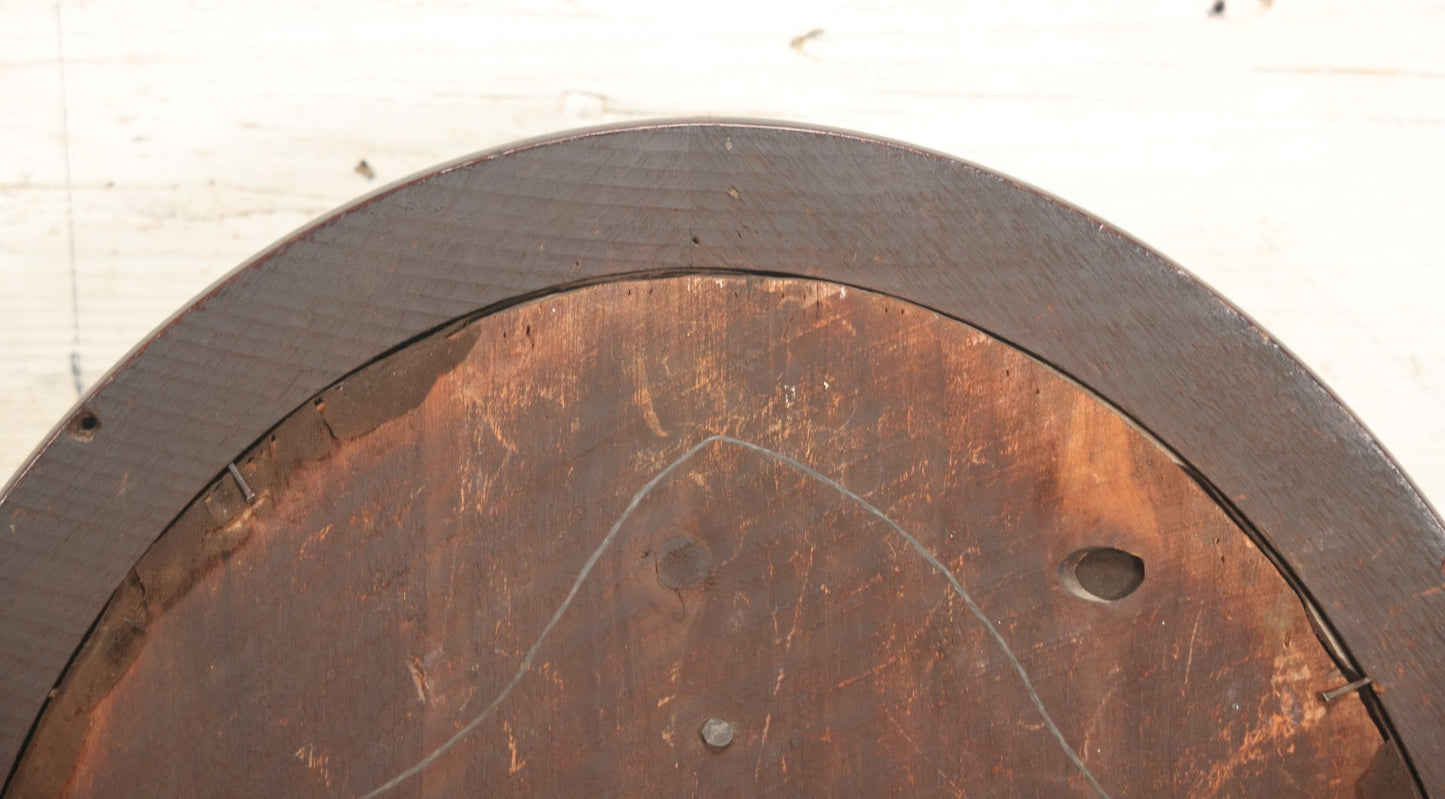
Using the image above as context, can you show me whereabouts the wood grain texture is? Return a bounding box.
[0,121,1440,792]
[10,277,1383,797]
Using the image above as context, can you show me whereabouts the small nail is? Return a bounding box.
[1320,677,1373,703]
[227,462,255,503]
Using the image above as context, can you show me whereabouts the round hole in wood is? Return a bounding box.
[66,409,101,442]
[1061,547,1146,602]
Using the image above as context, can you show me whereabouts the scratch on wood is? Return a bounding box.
[630,351,669,438]
[407,656,431,704]
[292,743,333,788]
[362,435,1110,797]
[1183,607,1204,687]
[754,712,773,781]
[782,538,815,651]
[503,719,525,775]
[884,706,969,796]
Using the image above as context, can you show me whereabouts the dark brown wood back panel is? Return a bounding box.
[10,278,1384,796]
[0,121,1439,793]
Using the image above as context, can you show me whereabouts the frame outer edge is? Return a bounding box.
[1,119,1440,791]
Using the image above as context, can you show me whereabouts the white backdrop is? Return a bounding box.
[3,0,1443,510]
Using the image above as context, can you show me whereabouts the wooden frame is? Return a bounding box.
[2,120,1440,792]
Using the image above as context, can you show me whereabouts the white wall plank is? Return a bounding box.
[2,0,1442,512]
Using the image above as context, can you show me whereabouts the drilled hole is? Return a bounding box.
[67,409,101,441]
[1060,547,1145,602]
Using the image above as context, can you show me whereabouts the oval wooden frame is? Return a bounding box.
[2,121,1441,792]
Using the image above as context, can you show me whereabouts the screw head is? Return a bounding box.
[699,717,734,749]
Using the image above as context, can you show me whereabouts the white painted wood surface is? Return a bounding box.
[3,0,1443,514]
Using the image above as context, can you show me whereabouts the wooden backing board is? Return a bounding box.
[10,277,1385,796]
[0,121,1441,792]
